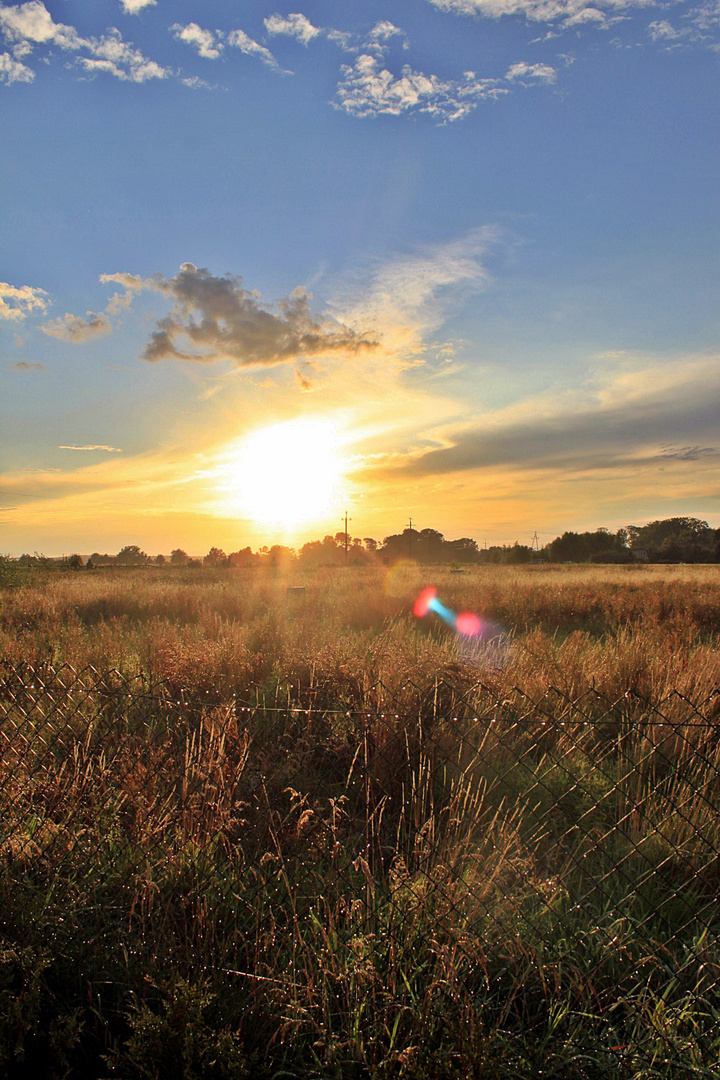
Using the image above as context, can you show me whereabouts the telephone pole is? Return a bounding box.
[343,510,351,563]
[408,516,413,559]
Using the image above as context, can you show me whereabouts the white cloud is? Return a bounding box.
[42,311,112,342]
[425,0,651,29]
[365,20,406,50]
[0,49,32,81]
[264,13,321,45]
[0,0,83,49]
[335,54,502,121]
[0,281,48,319]
[59,445,123,452]
[227,28,281,69]
[0,2,169,82]
[506,60,557,80]
[171,23,223,60]
[119,0,156,13]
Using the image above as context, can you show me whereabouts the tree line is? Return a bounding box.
[12,517,720,571]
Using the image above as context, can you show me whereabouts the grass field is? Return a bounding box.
[1,563,720,1078]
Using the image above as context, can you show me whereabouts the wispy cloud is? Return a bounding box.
[226,29,282,70]
[11,360,45,370]
[59,445,123,452]
[0,281,48,320]
[335,227,499,367]
[42,311,112,342]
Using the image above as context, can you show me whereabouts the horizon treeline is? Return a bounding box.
[11,516,720,570]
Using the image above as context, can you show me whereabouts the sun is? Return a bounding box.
[220,419,344,529]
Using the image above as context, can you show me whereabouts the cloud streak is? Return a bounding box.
[379,358,720,481]
[59,445,123,452]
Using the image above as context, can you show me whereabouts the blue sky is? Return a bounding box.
[1,0,719,554]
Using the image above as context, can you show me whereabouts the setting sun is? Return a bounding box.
[219,419,344,529]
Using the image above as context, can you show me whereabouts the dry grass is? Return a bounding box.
[1,563,719,1077]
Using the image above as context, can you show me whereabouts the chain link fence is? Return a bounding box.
[2,662,720,1076]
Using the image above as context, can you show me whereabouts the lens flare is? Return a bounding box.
[455,612,482,637]
[412,585,510,667]
[413,585,481,636]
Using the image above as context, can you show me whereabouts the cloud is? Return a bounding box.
[0,1,84,49]
[335,227,498,367]
[365,20,407,51]
[264,13,321,45]
[506,60,557,80]
[119,0,156,13]
[0,2,169,82]
[171,22,223,60]
[335,54,503,120]
[11,360,45,370]
[99,271,147,313]
[0,49,33,82]
[59,445,123,452]
[135,263,377,366]
[227,29,281,70]
[382,357,720,481]
[425,0,650,30]
[0,281,48,319]
[41,311,112,342]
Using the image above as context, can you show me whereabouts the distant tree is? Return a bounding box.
[629,518,714,562]
[228,547,257,568]
[116,545,148,566]
[155,554,165,565]
[204,547,227,568]
[363,538,378,553]
[66,554,84,570]
[267,544,295,570]
[170,548,189,566]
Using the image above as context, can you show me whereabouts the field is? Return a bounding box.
[2,562,720,1078]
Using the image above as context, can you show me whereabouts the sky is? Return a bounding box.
[1,0,719,556]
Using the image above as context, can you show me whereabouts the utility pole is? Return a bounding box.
[531,531,540,551]
[343,510,351,563]
[408,516,413,559]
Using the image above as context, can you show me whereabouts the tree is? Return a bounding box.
[203,547,227,568]
[170,549,189,566]
[155,554,165,565]
[116,545,148,565]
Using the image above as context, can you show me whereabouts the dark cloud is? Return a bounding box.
[389,382,720,478]
[142,263,378,367]
[11,360,45,371]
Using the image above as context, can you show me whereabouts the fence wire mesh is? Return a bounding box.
[2,662,720,1075]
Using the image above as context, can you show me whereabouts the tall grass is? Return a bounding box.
[1,564,720,1077]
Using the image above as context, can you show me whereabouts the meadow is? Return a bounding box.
[1,562,720,1078]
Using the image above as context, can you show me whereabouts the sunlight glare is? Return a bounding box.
[222,419,344,529]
